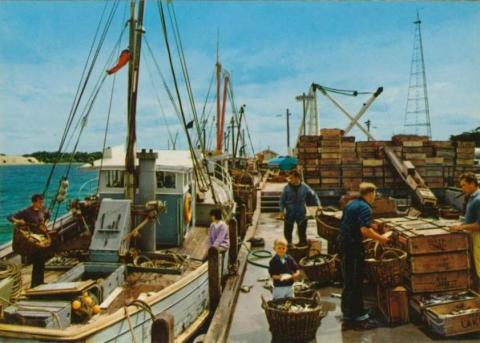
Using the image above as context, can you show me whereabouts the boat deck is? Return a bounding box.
[227,212,480,343]
[16,224,209,313]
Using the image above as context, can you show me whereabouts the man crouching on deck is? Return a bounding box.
[337,182,389,330]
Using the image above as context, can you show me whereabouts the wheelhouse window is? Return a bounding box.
[156,171,176,189]
[106,170,124,188]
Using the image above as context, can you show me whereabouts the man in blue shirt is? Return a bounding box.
[279,170,321,247]
[338,183,388,330]
[450,172,480,291]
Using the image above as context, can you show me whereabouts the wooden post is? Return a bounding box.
[208,246,221,314]
[151,311,174,343]
[238,204,247,238]
[228,218,238,269]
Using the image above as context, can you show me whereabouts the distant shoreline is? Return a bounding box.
[0,154,42,165]
[1,151,101,165]
[0,162,85,166]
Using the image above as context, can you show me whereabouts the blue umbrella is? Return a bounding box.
[267,156,298,171]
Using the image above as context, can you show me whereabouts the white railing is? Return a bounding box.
[76,177,99,198]
[212,163,234,203]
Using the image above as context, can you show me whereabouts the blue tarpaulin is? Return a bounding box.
[267,155,298,171]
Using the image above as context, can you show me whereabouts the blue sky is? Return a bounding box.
[0,1,479,155]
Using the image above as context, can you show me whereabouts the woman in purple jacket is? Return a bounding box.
[208,208,230,249]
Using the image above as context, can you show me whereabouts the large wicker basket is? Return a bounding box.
[288,243,310,263]
[316,213,340,242]
[364,248,407,287]
[316,210,340,254]
[299,253,337,284]
[12,225,52,256]
[262,297,325,342]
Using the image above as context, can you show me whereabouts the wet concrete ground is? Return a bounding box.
[228,212,480,343]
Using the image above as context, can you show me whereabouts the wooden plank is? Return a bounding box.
[402,141,424,147]
[409,251,470,274]
[407,270,470,293]
[394,229,468,255]
[100,287,123,310]
[363,159,383,167]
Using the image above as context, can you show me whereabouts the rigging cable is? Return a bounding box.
[143,37,183,127]
[166,2,204,153]
[142,49,176,148]
[196,67,216,148]
[43,0,120,197]
[157,0,217,202]
[156,0,207,191]
[97,71,117,191]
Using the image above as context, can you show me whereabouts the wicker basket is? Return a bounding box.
[364,248,407,288]
[288,243,310,263]
[12,225,52,256]
[316,213,340,242]
[299,253,337,284]
[261,297,325,342]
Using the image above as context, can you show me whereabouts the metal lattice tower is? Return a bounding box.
[296,85,318,137]
[404,12,432,138]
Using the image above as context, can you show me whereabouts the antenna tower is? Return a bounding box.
[404,12,432,138]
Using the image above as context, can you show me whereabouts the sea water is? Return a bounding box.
[0,164,98,244]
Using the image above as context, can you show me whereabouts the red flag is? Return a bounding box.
[106,49,130,75]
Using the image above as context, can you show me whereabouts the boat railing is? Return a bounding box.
[212,164,234,201]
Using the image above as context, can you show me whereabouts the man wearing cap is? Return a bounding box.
[279,170,321,247]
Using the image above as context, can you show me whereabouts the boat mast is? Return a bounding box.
[125,0,146,201]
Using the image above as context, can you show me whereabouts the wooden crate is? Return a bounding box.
[357,146,377,153]
[456,159,475,166]
[342,169,362,177]
[320,170,340,178]
[409,251,470,274]
[402,140,424,147]
[377,286,410,326]
[425,157,444,164]
[404,153,427,160]
[363,159,383,167]
[424,298,480,336]
[393,228,468,255]
[429,141,453,148]
[407,270,470,293]
[322,153,340,160]
[322,147,341,154]
[455,141,475,148]
[321,140,341,148]
[306,178,321,186]
[320,128,344,136]
[319,159,341,165]
[321,178,341,184]
[341,136,355,142]
[341,157,361,165]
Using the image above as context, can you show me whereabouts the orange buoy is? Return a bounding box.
[184,192,192,224]
[72,300,81,310]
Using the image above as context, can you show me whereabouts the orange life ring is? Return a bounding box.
[184,192,192,224]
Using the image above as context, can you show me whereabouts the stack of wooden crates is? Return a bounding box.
[296,130,476,191]
[319,129,343,189]
[373,216,476,333]
[297,136,320,187]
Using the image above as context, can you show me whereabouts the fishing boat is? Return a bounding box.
[0,1,237,342]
